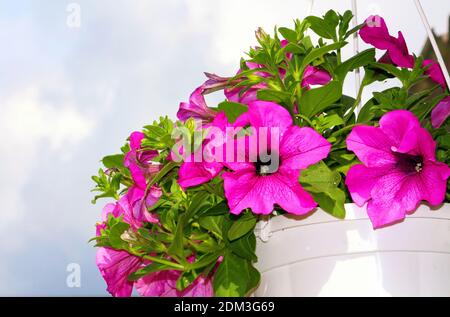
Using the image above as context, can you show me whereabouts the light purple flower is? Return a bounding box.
[222,101,331,215]
[431,96,450,128]
[346,110,450,228]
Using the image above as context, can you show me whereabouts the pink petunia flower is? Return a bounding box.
[135,270,213,297]
[222,101,331,215]
[431,96,450,128]
[301,65,332,89]
[96,247,143,297]
[177,112,230,189]
[124,131,160,189]
[225,41,331,104]
[346,110,450,228]
[177,86,218,123]
[360,15,414,68]
[224,62,269,104]
[423,59,447,90]
[124,131,162,223]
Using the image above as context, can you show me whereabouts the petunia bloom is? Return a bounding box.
[423,59,447,90]
[301,65,332,89]
[224,62,269,104]
[346,110,450,228]
[124,131,162,223]
[359,15,414,68]
[177,112,231,189]
[431,96,450,128]
[135,270,213,297]
[222,101,331,215]
[96,247,143,297]
[177,86,218,123]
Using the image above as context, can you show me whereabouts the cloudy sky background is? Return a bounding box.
[0,0,449,296]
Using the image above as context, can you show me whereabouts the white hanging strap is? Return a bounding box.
[414,0,450,89]
[307,0,314,16]
[352,0,362,112]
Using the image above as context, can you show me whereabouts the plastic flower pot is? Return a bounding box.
[254,203,450,297]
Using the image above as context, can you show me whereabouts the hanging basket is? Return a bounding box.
[254,203,450,296]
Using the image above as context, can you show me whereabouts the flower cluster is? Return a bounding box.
[91,11,450,297]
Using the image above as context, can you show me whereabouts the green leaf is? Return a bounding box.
[227,213,257,241]
[199,201,229,217]
[198,215,225,240]
[301,42,346,72]
[278,27,297,42]
[300,161,346,218]
[213,253,249,297]
[339,10,354,39]
[305,16,336,40]
[109,221,130,249]
[102,154,125,169]
[147,160,178,188]
[256,89,292,105]
[230,231,257,262]
[368,62,407,81]
[299,81,343,117]
[335,49,376,80]
[218,101,248,123]
[185,191,210,221]
[168,215,186,261]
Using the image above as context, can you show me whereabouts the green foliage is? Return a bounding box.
[91,9,450,298]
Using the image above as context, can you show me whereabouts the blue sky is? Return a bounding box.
[0,0,448,296]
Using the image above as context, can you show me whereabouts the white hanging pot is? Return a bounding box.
[253,203,450,297]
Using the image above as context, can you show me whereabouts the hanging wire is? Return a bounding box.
[352,0,362,113]
[307,0,314,16]
[414,0,450,90]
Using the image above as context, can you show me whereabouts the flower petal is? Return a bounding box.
[387,32,414,68]
[423,59,447,90]
[379,110,421,148]
[346,125,395,167]
[431,96,450,128]
[96,248,142,297]
[234,101,293,135]
[222,168,316,216]
[419,161,450,206]
[345,164,392,206]
[280,126,331,170]
[301,65,332,88]
[359,15,392,50]
[178,158,223,189]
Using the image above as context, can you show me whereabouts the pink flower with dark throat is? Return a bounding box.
[222,101,331,215]
[346,110,450,228]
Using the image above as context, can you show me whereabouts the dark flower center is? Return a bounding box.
[394,152,424,174]
[255,151,280,176]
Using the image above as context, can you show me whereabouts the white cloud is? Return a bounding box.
[0,85,94,248]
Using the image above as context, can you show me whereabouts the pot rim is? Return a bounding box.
[255,203,450,239]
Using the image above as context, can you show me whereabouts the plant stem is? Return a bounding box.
[345,81,365,124]
[295,114,313,127]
